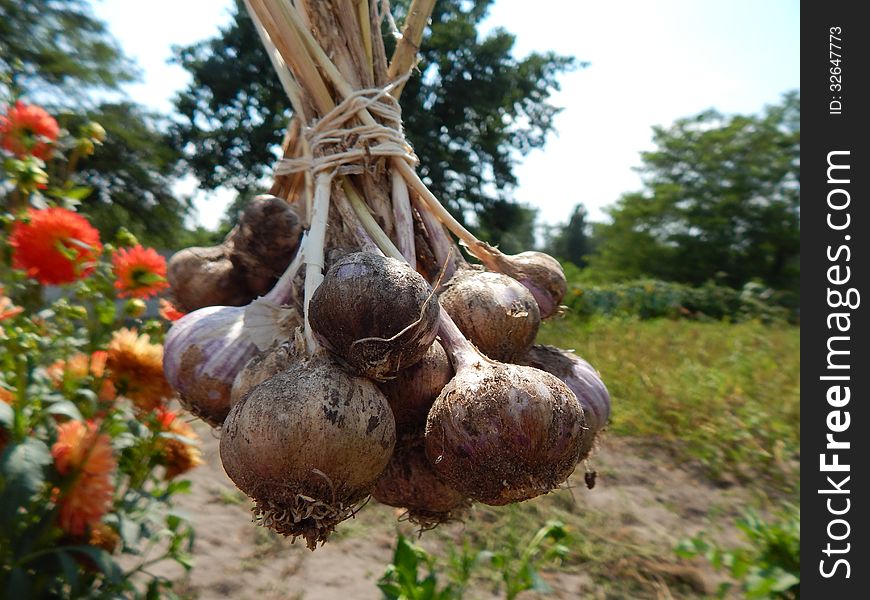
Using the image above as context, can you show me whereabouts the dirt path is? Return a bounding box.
[150,423,754,599]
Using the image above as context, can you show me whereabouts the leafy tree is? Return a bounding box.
[171,0,578,230]
[66,103,194,248]
[546,203,590,267]
[476,199,538,255]
[588,92,800,292]
[1,0,198,248]
[0,0,136,104]
[396,0,576,220]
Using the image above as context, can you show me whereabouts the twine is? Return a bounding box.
[274,74,418,179]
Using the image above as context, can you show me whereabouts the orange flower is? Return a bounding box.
[10,208,102,285]
[46,354,89,386]
[106,328,172,411]
[90,350,108,378]
[0,101,60,160]
[0,287,24,321]
[155,408,204,479]
[0,388,14,404]
[46,351,115,402]
[89,522,120,553]
[158,298,185,322]
[112,245,169,299]
[51,421,116,536]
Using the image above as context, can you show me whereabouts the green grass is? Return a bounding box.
[537,317,800,486]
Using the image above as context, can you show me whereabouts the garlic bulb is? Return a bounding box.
[163,250,302,426]
[477,251,567,319]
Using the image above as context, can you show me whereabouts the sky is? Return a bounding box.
[93,0,800,230]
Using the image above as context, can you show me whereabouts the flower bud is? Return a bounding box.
[80,121,106,143]
[124,298,147,318]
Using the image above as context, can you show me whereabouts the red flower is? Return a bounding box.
[0,102,60,160]
[158,298,185,322]
[10,208,102,285]
[112,245,169,299]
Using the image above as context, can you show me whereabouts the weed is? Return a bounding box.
[378,521,573,599]
[676,504,800,599]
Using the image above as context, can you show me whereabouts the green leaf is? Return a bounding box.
[61,186,94,201]
[56,550,80,594]
[95,299,116,325]
[66,545,123,584]
[6,567,31,598]
[489,553,506,569]
[769,570,800,592]
[529,570,552,593]
[165,479,192,495]
[376,581,403,600]
[73,388,99,405]
[0,401,13,429]
[393,535,420,574]
[146,578,163,600]
[176,551,195,571]
[0,439,52,524]
[45,400,84,421]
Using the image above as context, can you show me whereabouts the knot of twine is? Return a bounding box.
[274,75,418,178]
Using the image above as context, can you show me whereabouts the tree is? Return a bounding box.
[588,92,800,292]
[69,103,194,249]
[1,0,197,248]
[546,203,590,267]
[0,0,136,104]
[171,0,577,229]
[475,200,537,255]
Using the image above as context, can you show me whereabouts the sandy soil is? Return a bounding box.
[147,423,755,599]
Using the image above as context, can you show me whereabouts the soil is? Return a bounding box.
[147,423,755,599]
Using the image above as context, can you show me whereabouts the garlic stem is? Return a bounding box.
[356,0,374,80]
[244,0,308,122]
[302,172,334,352]
[341,178,404,261]
[247,0,335,115]
[386,0,437,99]
[263,240,305,304]
[394,160,496,264]
[253,0,500,275]
[411,193,462,282]
[272,4,501,269]
[435,308,491,373]
[332,186,381,254]
[391,170,416,267]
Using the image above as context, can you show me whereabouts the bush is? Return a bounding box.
[1,101,200,597]
[563,278,793,323]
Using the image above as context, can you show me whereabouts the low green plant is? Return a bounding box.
[378,520,569,600]
[482,520,569,600]
[378,535,462,600]
[538,317,800,485]
[676,505,800,599]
